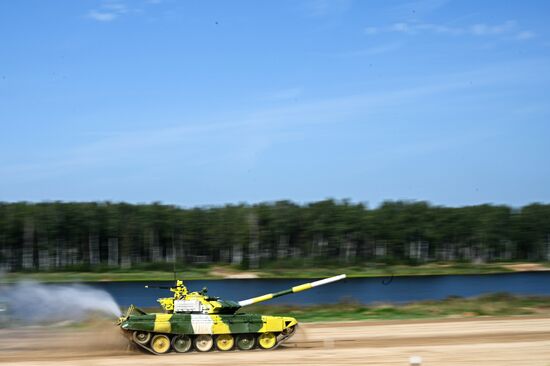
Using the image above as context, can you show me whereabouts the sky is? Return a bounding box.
[1,0,549,208]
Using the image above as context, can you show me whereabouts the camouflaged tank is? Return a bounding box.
[117,274,346,354]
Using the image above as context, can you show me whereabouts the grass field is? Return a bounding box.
[3,262,549,283]
[242,293,550,322]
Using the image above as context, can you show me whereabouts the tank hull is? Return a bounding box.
[120,312,298,353]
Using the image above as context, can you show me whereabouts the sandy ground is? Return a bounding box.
[1,316,549,366]
[503,263,550,272]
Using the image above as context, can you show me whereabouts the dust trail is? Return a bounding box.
[1,281,121,324]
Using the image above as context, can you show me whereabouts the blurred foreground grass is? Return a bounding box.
[3,262,550,283]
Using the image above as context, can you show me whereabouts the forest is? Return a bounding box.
[0,200,549,272]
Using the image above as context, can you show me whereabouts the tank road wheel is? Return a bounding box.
[132,331,151,345]
[258,332,277,349]
[171,335,192,353]
[236,334,256,350]
[215,334,235,351]
[151,334,171,354]
[194,335,214,352]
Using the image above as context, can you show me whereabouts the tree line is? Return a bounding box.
[0,200,549,272]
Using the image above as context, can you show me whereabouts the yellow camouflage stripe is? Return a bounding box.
[211,315,231,334]
[259,315,298,333]
[154,313,172,333]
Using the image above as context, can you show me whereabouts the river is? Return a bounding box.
[87,272,550,307]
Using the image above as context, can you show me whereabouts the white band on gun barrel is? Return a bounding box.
[238,298,255,306]
[310,274,346,288]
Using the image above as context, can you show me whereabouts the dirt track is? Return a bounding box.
[1,316,550,365]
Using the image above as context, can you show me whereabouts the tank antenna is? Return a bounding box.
[172,233,177,282]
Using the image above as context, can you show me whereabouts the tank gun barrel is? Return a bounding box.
[144,285,172,290]
[237,274,346,307]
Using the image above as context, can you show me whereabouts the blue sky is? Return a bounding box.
[1,0,549,208]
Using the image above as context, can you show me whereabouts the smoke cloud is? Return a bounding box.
[1,282,121,324]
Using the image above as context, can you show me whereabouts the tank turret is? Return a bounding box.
[147,274,346,315]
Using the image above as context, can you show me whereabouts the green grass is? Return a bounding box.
[256,262,517,278]
[1,268,211,283]
[3,262,549,283]
[242,293,550,322]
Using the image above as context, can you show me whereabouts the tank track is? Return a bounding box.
[126,327,297,355]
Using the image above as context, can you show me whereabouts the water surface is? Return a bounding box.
[86,272,550,307]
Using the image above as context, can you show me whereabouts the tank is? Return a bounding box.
[117,274,346,354]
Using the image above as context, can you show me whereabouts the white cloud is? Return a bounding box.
[86,1,133,22]
[4,59,547,178]
[87,10,118,22]
[262,87,303,101]
[364,27,379,35]
[391,22,411,33]
[515,31,535,41]
[415,23,463,35]
[388,0,450,17]
[102,2,128,13]
[470,21,515,36]
[365,20,535,41]
[332,42,402,58]
[304,0,352,17]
